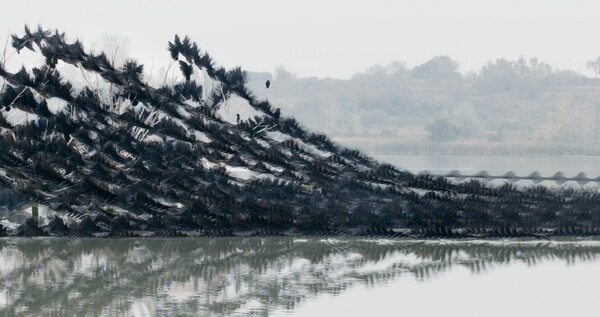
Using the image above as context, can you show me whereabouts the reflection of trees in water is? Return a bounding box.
[0,238,599,316]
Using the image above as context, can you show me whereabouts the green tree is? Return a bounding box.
[426,110,461,142]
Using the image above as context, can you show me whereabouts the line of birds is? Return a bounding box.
[0,25,599,238]
[441,170,600,186]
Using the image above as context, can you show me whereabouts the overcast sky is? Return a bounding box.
[1,0,600,79]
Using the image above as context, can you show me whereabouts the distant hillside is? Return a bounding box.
[248,57,600,155]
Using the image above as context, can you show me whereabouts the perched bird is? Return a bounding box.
[265,80,270,89]
[236,114,240,124]
[179,61,193,82]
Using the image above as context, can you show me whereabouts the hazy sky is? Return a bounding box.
[1,0,600,79]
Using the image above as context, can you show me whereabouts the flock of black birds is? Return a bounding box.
[0,26,599,238]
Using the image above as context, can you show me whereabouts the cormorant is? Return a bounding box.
[178,61,193,82]
[265,80,270,89]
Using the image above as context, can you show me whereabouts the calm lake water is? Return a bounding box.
[0,237,599,316]
[2,155,600,316]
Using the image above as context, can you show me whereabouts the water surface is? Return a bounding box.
[1,237,598,316]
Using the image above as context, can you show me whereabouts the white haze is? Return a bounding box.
[0,0,599,79]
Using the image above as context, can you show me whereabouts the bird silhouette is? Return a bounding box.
[265,80,270,89]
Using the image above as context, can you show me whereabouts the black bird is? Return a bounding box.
[236,114,240,124]
[179,61,193,82]
[265,80,270,89]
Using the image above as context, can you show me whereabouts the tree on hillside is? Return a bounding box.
[478,56,553,95]
[425,110,461,142]
[273,66,297,82]
[411,56,460,81]
[586,57,600,78]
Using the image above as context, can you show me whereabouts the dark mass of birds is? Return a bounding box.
[0,26,599,238]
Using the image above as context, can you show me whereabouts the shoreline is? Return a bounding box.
[2,227,599,239]
[333,137,600,157]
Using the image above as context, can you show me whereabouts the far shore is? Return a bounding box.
[333,136,600,157]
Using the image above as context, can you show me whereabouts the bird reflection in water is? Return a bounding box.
[0,237,598,316]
